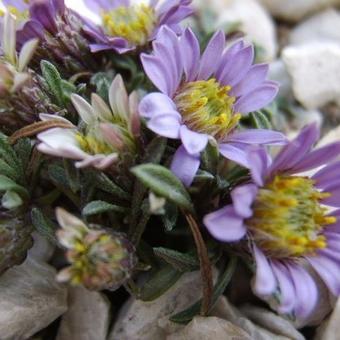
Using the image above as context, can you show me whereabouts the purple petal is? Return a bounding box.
[197,30,225,80]
[180,28,200,82]
[248,147,270,186]
[219,143,250,168]
[320,180,340,207]
[230,64,269,97]
[139,92,177,119]
[286,263,318,319]
[269,123,319,175]
[218,45,254,87]
[16,20,44,46]
[252,245,277,296]
[179,125,208,155]
[313,161,340,189]
[216,40,244,79]
[170,145,200,187]
[226,129,287,145]
[203,205,246,242]
[30,0,57,33]
[234,83,279,114]
[292,142,340,174]
[271,261,296,314]
[231,184,257,218]
[147,112,181,139]
[160,5,193,25]
[307,255,340,296]
[141,54,172,95]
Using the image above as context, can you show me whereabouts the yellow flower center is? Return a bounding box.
[75,130,115,155]
[101,4,156,46]
[174,79,241,140]
[247,176,335,258]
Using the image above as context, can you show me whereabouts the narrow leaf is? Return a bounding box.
[131,164,193,212]
[94,173,130,200]
[41,60,64,106]
[139,265,182,301]
[0,175,29,198]
[250,111,272,129]
[154,247,199,272]
[82,200,127,216]
[31,208,58,244]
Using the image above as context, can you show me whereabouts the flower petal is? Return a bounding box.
[230,64,269,97]
[252,245,277,296]
[203,205,246,242]
[147,112,181,138]
[71,94,95,125]
[170,145,200,187]
[180,28,200,82]
[226,129,287,145]
[141,54,171,95]
[179,125,208,155]
[139,92,177,119]
[234,83,278,114]
[231,184,257,218]
[197,30,225,80]
[218,143,250,168]
[109,74,129,122]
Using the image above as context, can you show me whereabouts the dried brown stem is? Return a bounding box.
[185,212,213,316]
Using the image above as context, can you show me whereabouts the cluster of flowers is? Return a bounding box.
[1,0,340,324]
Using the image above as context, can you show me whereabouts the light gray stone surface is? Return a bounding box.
[259,0,340,23]
[166,316,251,340]
[282,42,340,109]
[0,257,67,340]
[109,271,204,340]
[56,286,110,340]
[290,9,340,46]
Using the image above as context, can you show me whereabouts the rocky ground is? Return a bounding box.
[4,0,340,339]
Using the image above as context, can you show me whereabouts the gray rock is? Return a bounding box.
[28,232,55,262]
[56,286,110,340]
[315,298,340,340]
[0,257,67,340]
[194,0,277,62]
[259,0,340,23]
[211,297,305,340]
[166,316,251,340]
[109,271,205,340]
[282,42,340,109]
[290,9,340,47]
[268,59,292,98]
[289,106,323,131]
[240,305,305,340]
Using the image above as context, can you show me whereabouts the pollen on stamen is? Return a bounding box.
[102,4,156,46]
[246,175,335,258]
[174,78,240,140]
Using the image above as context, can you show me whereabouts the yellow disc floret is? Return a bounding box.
[0,6,29,22]
[247,175,335,258]
[102,4,156,46]
[174,78,241,140]
[76,129,115,155]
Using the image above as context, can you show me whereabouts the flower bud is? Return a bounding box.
[56,208,137,291]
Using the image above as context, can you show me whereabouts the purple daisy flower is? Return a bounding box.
[139,27,285,186]
[82,0,193,53]
[204,123,340,319]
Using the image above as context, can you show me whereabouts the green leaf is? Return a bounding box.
[90,71,115,102]
[94,173,130,200]
[161,202,178,231]
[31,208,58,244]
[41,60,64,107]
[0,159,18,181]
[82,200,127,216]
[131,164,193,212]
[0,133,20,172]
[154,247,199,272]
[201,142,219,175]
[13,138,32,171]
[170,257,237,324]
[250,111,272,129]
[139,265,182,301]
[48,164,70,189]
[1,190,23,209]
[0,175,29,198]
